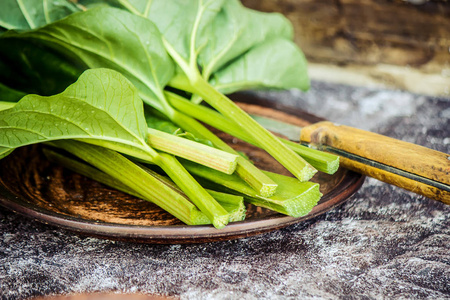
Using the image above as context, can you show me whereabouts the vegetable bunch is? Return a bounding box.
[0,0,338,228]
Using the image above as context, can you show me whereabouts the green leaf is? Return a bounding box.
[4,7,175,114]
[137,0,226,74]
[100,0,225,72]
[145,0,308,97]
[0,68,156,161]
[0,0,80,30]
[198,0,293,79]
[119,0,297,90]
[210,38,310,94]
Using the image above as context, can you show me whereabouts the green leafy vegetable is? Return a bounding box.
[1,5,279,196]
[0,68,231,228]
[118,0,308,94]
[0,1,334,229]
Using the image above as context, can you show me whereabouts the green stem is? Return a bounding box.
[77,138,157,164]
[168,72,197,94]
[147,128,239,174]
[156,152,229,229]
[49,140,207,225]
[43,146,246,224]
[189,74,317,182]
[137,164,245,222]
[206,190,246,222]
[167,92,339,174]
[183,160,321,218]
[169,106,278,197]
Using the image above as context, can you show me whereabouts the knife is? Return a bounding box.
[251,114,450,204]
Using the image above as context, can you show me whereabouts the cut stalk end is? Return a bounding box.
[207,190,246,222]
[282,140,340,175]
[235,157,278,197]
[212,214,231,229]
[147,128,238,174]
[297,164,318,182]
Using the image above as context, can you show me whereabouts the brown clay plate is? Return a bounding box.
[0,94,364,244]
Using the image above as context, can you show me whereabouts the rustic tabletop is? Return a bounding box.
[1,81,449,300]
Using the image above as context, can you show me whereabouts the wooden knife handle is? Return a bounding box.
[300,121,450,203]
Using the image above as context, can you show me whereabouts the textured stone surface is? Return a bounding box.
[1,81,449,300]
